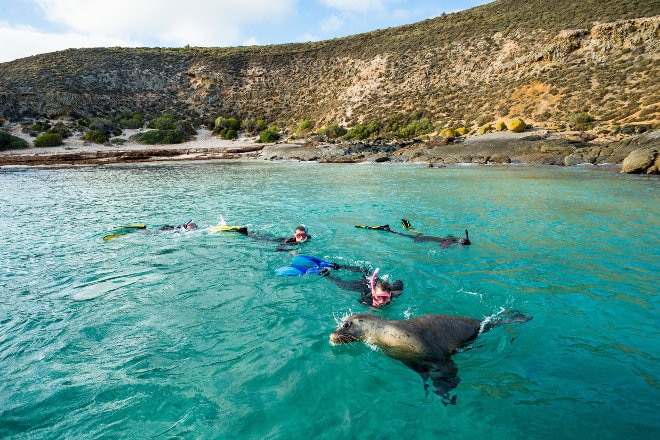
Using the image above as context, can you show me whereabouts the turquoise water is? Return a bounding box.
[0,162,658,439]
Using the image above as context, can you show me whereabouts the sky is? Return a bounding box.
[0,0,491,63]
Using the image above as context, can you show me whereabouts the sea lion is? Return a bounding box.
[329,311,531,402]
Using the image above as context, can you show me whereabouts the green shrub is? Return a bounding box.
[44,121,72,138]
[568,112,594,131]
[84,129,110,144]
[116,110,143,129]
[130,129,192,144]
[344,120,379,140]
[318,124,347,139]
[397,118,433,138]
[89,118,120,136]
[258,127,280,143]
[147,114,176,130]
[34,133,64,147]
[220,129,238,140]
[213,117,241,139]
[0,131,29,151]
[295,120,315,137]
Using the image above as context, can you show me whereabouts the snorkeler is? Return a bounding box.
[356,219,470,247]
[276,225,311,250]
[157,219,197,231]
[323,266,403,307]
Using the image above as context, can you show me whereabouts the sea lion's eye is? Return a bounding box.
[342,321,351,329]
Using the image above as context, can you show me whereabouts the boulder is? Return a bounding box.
[478,123,493,134]
[506,117,527,133]
[620,148,658,174]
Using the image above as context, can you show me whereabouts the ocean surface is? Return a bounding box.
[0,161,658,439]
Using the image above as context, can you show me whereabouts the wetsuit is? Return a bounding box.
[382,226,470,246]
[323,270,403,306]
[275,235,312,251]
[157,223,188,231]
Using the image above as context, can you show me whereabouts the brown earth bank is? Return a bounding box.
[1,127,658,174]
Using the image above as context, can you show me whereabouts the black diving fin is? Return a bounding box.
[354,224,392,231]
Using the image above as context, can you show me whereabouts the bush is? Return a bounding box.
[295,120,315,137]
[213,116,241,139]
[345,121,379,140]
[89,118,120,136]
[116,110,143,129]
[318,124,347,139]
[34,133,64,147]
[0,131,29,151]
[130,129,192,144]
[258,127,280,143]
[221,129,238,140]
[397,118,433,138]
[46,121,72,138]
[242,118,269,135]
[84,129,110,144]
[568,112,594,131]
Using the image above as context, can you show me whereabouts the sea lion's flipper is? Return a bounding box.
[405,356,460,401]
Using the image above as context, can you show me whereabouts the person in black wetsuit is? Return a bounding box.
[377,225,470,247]
[275,225,311,251]
[322,266,403,307]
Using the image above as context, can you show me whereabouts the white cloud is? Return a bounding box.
[0,0,299,62]
[0,21,135,62]
[32,0,297,46]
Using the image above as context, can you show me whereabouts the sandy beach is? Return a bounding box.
[0,125,266,166]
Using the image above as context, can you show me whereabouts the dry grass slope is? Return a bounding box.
[0,0,658,135]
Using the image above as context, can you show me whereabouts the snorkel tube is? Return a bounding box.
[370,268,392,306]
[370,268,379,293]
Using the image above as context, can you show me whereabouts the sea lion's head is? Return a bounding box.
[330,314,382,345]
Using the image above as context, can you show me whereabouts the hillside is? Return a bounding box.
[0,0,659,136]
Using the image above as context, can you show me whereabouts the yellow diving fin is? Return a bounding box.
[210,225,248,234]
[401,219,423,235]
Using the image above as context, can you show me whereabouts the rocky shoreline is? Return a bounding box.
[1,127,658,174]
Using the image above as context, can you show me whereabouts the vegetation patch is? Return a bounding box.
[130,129,192,144]
[257,126,280,143]
[83,129,110,144]
[0,131,29,151]
[33,133,64,147]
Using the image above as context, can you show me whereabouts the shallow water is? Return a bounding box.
[0,162,658,439]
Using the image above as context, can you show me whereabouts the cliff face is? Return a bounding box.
[0,0,658,132]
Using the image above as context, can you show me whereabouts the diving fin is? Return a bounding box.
[401,219,422,235]
[113,224,146,229]
[354,224,392,231]
[291,255,338,269]
[210,225,248,234]
[103,232,129,241]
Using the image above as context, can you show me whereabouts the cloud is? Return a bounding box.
[33,0,297,46]
[0,0,299,62]
[0,21,135,62]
